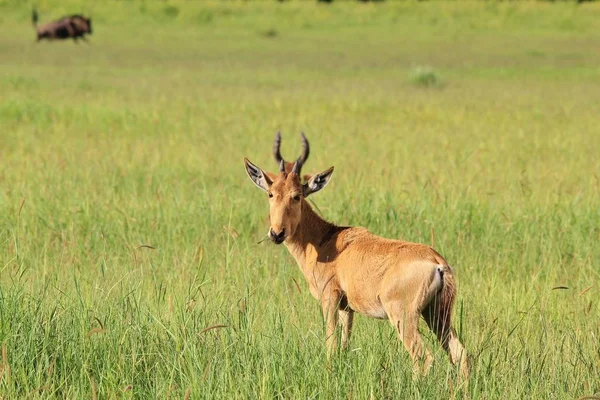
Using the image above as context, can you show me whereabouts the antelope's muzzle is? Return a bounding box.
[269,228,286,244]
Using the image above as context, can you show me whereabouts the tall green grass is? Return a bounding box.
[1,1,599,398]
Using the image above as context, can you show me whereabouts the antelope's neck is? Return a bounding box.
[284,200,338,269]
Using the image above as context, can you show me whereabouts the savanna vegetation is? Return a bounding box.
[1,1,599,398]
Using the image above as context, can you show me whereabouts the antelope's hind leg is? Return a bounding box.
[422,302,469,380]
[385,302,434,377]
[339,309,354,350]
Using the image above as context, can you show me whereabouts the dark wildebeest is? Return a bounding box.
[32,9,92,42]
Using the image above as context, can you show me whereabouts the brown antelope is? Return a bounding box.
[266,132,312,182]
[244,158,469,379]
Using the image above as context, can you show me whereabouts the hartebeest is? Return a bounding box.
[266,132,312,182]
[244,158,469,379]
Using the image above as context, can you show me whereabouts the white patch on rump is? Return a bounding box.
[427,266,444,295]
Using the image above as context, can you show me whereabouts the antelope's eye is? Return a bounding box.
[268,192,273,198]
[292,194,301,201]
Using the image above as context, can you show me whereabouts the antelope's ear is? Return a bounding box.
[303,166,334,197]
[244,158,272,192]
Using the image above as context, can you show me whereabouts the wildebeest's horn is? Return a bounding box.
[273,131,283,163]
[279,159,285,173]
[291,158,301,175]
[300,132,310,164]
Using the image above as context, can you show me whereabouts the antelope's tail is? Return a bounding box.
[32,8,39,27]
[438,265,456,329]
[438,265,470,380]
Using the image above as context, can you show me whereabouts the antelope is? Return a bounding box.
[244,158,469,379]
[267,132,312,182]
[32,9,92,42]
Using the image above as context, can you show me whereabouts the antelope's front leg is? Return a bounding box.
[321,292,341,359]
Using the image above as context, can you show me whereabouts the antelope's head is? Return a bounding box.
[267,132,312,182]
[244,158,334,244]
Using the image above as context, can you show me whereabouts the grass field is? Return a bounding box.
[1,1,600,398]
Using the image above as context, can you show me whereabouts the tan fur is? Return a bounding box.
[245,160,469,380]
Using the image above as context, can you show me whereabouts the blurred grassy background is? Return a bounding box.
[1,1,599,398]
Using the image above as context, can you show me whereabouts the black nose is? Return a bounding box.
[269,228,286,244]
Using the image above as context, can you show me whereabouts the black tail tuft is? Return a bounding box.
[32,8,39,26]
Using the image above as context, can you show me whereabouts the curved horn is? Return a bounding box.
[279,159,285,173]
[273,131,283,163]
[300,132,310,164]
[291,158,302,175]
